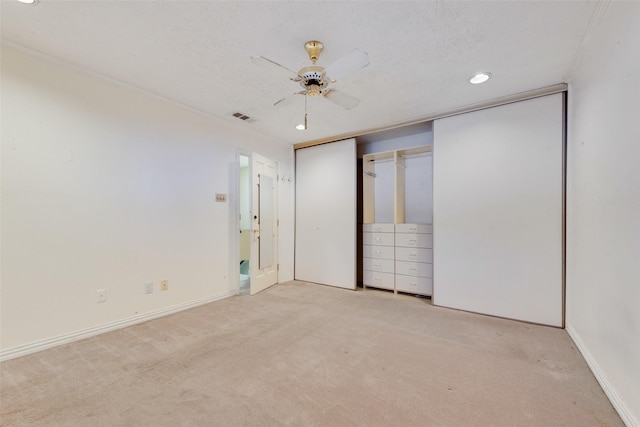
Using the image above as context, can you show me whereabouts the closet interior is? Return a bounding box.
[357,123,433,297]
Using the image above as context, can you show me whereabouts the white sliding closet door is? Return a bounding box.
[433,94,564,326]
[295,139,356,289]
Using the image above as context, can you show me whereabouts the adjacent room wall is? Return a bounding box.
[0,45,294,359]
[566,2,640,425]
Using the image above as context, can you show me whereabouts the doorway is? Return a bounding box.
[238,154,251,295]
[237,152,279,296]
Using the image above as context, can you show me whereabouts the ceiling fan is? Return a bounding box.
[251,40,369,110]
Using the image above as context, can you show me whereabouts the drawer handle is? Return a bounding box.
[409,239,417,244]
[409,253,417,258]
[375,237,382,242]
[409,228,417,232]
[409,268,417,273]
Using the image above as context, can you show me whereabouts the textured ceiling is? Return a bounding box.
[1,1,599,146]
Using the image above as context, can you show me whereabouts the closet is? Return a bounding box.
[362,145,433,296]
[295,91,564,327]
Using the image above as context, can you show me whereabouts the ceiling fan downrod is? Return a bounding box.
[304,40,324,64]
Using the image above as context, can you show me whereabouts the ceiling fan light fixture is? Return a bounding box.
[253,40,367,118]
[306,84,321,96]
[470,72,492,84]
[296,124,306,130]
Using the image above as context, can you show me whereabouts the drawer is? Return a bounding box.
[395,223,432,234]
[395,275,433,295]
[363,257,394,274]
[395,233,432,248]
[363,244,395,260]
[363,232,394,247]
[395,247,432,263]
[363,223,395,233]
[363,270,395,290]
[395,260,432,278]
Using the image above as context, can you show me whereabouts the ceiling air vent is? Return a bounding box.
[231,112,256,123]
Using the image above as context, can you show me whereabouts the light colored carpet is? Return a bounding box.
[0,281,622,426]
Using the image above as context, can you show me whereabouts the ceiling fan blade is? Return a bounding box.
[251,56,299,79]
[274,91,306,107]
[324,49,369,81]
[323,89,361,110]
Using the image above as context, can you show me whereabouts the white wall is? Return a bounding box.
[0,45,294,358]
[566,2,640,425]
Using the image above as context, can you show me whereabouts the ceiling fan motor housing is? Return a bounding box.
[298,65,328,96]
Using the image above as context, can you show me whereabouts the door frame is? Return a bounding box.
[233,150,279,295]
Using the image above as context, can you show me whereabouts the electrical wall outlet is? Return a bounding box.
[160,280,169,291]
[144,282,153,294]
[215,193,227,202]
[96,289,107,303]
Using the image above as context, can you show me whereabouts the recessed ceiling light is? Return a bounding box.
[17,0,38,4]
[470,72,492,84]
[296,124,306,130]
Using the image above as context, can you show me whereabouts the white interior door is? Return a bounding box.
[250,153,278,295]
[295,138,357,289]
[433,94,564,327]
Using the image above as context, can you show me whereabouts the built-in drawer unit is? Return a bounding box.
[394,223,433,296]
[363,223,434,296]
[363,232,395,247]
[363,258,395,274]
[395,275,433,295]
[363,223,395,233]
[363,223,395,292]
[395,247,433,262]
[395,260,433,278]
[363,245,395,260]
[395,223,433,234]
[363,270,395,291]
[394,233,433,248]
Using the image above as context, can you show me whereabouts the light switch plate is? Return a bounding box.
[215,193,227,202]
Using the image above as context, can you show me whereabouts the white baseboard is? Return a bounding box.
[0,291,235,362]
[566,325,638,427]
